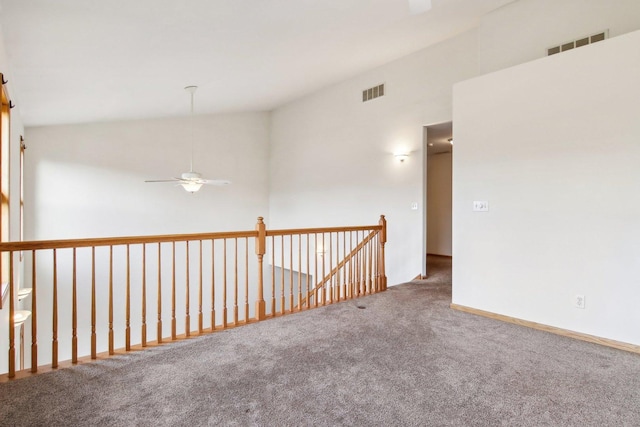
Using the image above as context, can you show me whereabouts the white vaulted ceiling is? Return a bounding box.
[0,0,514,126]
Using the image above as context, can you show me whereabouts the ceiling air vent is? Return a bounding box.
[362,84,385,102]
[547,30,608,56]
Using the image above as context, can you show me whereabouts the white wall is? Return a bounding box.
[478,0,640,74]
[25,113,270,239]
[269,30,479,285]
[427,152,452,256]
[268,0,640,285]
[453,29,640,345]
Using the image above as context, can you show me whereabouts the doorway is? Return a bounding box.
[423,122,452,277]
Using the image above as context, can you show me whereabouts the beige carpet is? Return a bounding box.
[1,256,639,426]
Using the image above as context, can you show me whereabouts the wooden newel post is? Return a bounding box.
[255,217,266,320]
[378,215,387,291]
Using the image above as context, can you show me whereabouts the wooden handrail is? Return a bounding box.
[266,224,382,237]
[0,224,383,251]
[0,230,258,251]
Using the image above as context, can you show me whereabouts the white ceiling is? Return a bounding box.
[0,0,514,127]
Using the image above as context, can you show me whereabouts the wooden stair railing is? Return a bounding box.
[0,215,387,380]
[296,218,387,310]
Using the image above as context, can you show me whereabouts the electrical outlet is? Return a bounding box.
[575,294,585,309]
[411,202,418,210]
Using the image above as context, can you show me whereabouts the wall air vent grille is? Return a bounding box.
[547,30,608,56]
[362,84,385,102]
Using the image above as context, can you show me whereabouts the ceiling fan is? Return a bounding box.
[145,85,231,193]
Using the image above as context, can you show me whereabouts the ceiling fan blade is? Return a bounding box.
[202,179,232,186]
[144,179,180,183]
[408,0,432,15]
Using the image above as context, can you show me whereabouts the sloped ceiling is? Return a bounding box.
[0,0,514,126]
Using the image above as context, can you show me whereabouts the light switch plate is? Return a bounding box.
[473,201,489,212]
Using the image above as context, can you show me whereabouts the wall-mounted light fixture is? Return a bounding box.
[394,153,410,163]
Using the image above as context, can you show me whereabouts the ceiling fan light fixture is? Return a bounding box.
[144,85,231,192]
[181,182,203,193]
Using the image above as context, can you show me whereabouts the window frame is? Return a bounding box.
[0,73,10,308]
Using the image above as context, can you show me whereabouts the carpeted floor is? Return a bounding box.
[1,256,639,426]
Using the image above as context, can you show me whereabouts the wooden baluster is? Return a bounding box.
[297,234,302,311]
[336,232,341,301]
[142,244,147,347]
[289,235,293,312]
[171,242,176,340]
[348,231,354,299]
[363,237,368,295]
[185,241,190,337]
[355,234,361,297]
[198,240,203,334]
[314,234,318,308]
[368,235,373,294]
[126,244,131,350]
[72,248,78,363]
[254,217,266,321]
[31,250,38,372]
[342,231,347,300]
[222,238,227,328]
[371,234,377,292]
[337,232,341,301]
[379,215,387,291]
[8,251,15,377]
[359,231,364,296]
[270,236,275,315]
[51,249,59,367]
[244,237,249,322]
[305,234,310,309]
[20,324,25,371]
[328,232,334,304]
[358,233,362,294]
[321,233,326,306]
[211,240,216,330]
[157,242,163,343]
[280,235,285,315]
[351,234,356,298]
[108,246,114,355]
[233,238,238,325]
[335,233,340,301]
[362,231,367,295]
[360,231,367,296]
[90,247,96,359]
[375,233,380,292]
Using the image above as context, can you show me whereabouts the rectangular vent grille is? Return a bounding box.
[547,30,608,56]
[362,84,385,102]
